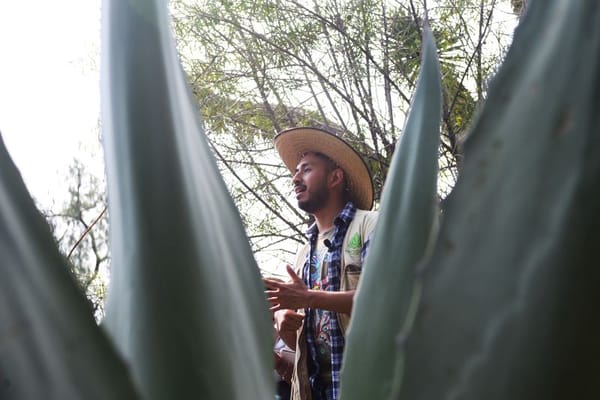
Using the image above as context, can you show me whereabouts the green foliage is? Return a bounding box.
[342,23,442,400]
[347,1,600,399]
[511,0,527,14]
[0,137,138,398]
[101,0,273,398]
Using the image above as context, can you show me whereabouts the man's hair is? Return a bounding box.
[310,151,338,172]
[302,151,350,198]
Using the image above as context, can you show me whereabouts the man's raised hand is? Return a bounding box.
[264,265,309,311]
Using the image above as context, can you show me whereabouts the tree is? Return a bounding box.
[43,158,109,320]
[169,0,518,269]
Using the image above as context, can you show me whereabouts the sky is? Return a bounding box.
[0,1,102,208]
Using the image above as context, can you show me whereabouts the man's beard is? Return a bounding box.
[297,183,329,214]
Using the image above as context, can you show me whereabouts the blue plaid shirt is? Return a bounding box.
[302,201,371,400]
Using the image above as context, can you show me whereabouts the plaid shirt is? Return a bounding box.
[302,201,371,400]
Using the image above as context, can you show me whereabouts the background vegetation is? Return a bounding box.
[171,0,520,268]
[45,0,522,314]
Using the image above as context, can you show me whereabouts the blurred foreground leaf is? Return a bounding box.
[100,0,273,399]
[400,1,600,399]
[0,135,138,399]
[341,23,441,400]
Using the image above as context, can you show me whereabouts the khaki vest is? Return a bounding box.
[290,209,378,400]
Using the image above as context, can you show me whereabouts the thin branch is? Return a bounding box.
[67,206,107,259]
[209,141,306,238]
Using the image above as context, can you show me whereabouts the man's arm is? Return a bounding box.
[306,288,355,314]
[264,265,356,314]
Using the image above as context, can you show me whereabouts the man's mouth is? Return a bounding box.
[294,185,306,197]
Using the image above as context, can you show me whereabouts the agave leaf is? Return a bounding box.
[100,1,273,399]
[400,2,600,399]
[0,135,139,399]
[341,23,441,400]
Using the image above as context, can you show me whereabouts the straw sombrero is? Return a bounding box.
[274,127,374,210]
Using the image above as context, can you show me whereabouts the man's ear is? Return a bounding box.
[329,168,345,189]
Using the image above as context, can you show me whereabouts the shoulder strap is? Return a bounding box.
[294,242,310,278]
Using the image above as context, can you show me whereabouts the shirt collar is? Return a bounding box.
[305,201,357,236]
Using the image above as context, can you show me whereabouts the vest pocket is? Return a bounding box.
[343,263,361,291]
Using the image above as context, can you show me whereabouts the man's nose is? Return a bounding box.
[292,170,301,184]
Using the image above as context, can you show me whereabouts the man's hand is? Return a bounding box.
[263,265,309,311]
[264,265,355,315]
[274,309,303,350]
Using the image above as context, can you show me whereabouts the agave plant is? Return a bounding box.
[341,18,442,400]
[345,1,600,399]
[1,0,273,398]
[1,0,599,399]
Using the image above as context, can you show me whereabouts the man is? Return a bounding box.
[264,127,377,400]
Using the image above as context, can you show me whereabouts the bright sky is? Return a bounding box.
[0,1,102,208]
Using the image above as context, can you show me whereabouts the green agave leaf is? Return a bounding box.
[341,24,441,400]
[400,1,600,399]
[100,1,273,399]
[0,135,138,399]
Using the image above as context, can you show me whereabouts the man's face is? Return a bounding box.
[292,153,333,213]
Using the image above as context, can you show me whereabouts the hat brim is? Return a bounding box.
[274,127,374,210]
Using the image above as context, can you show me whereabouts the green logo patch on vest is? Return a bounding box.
[346,232,362,256]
